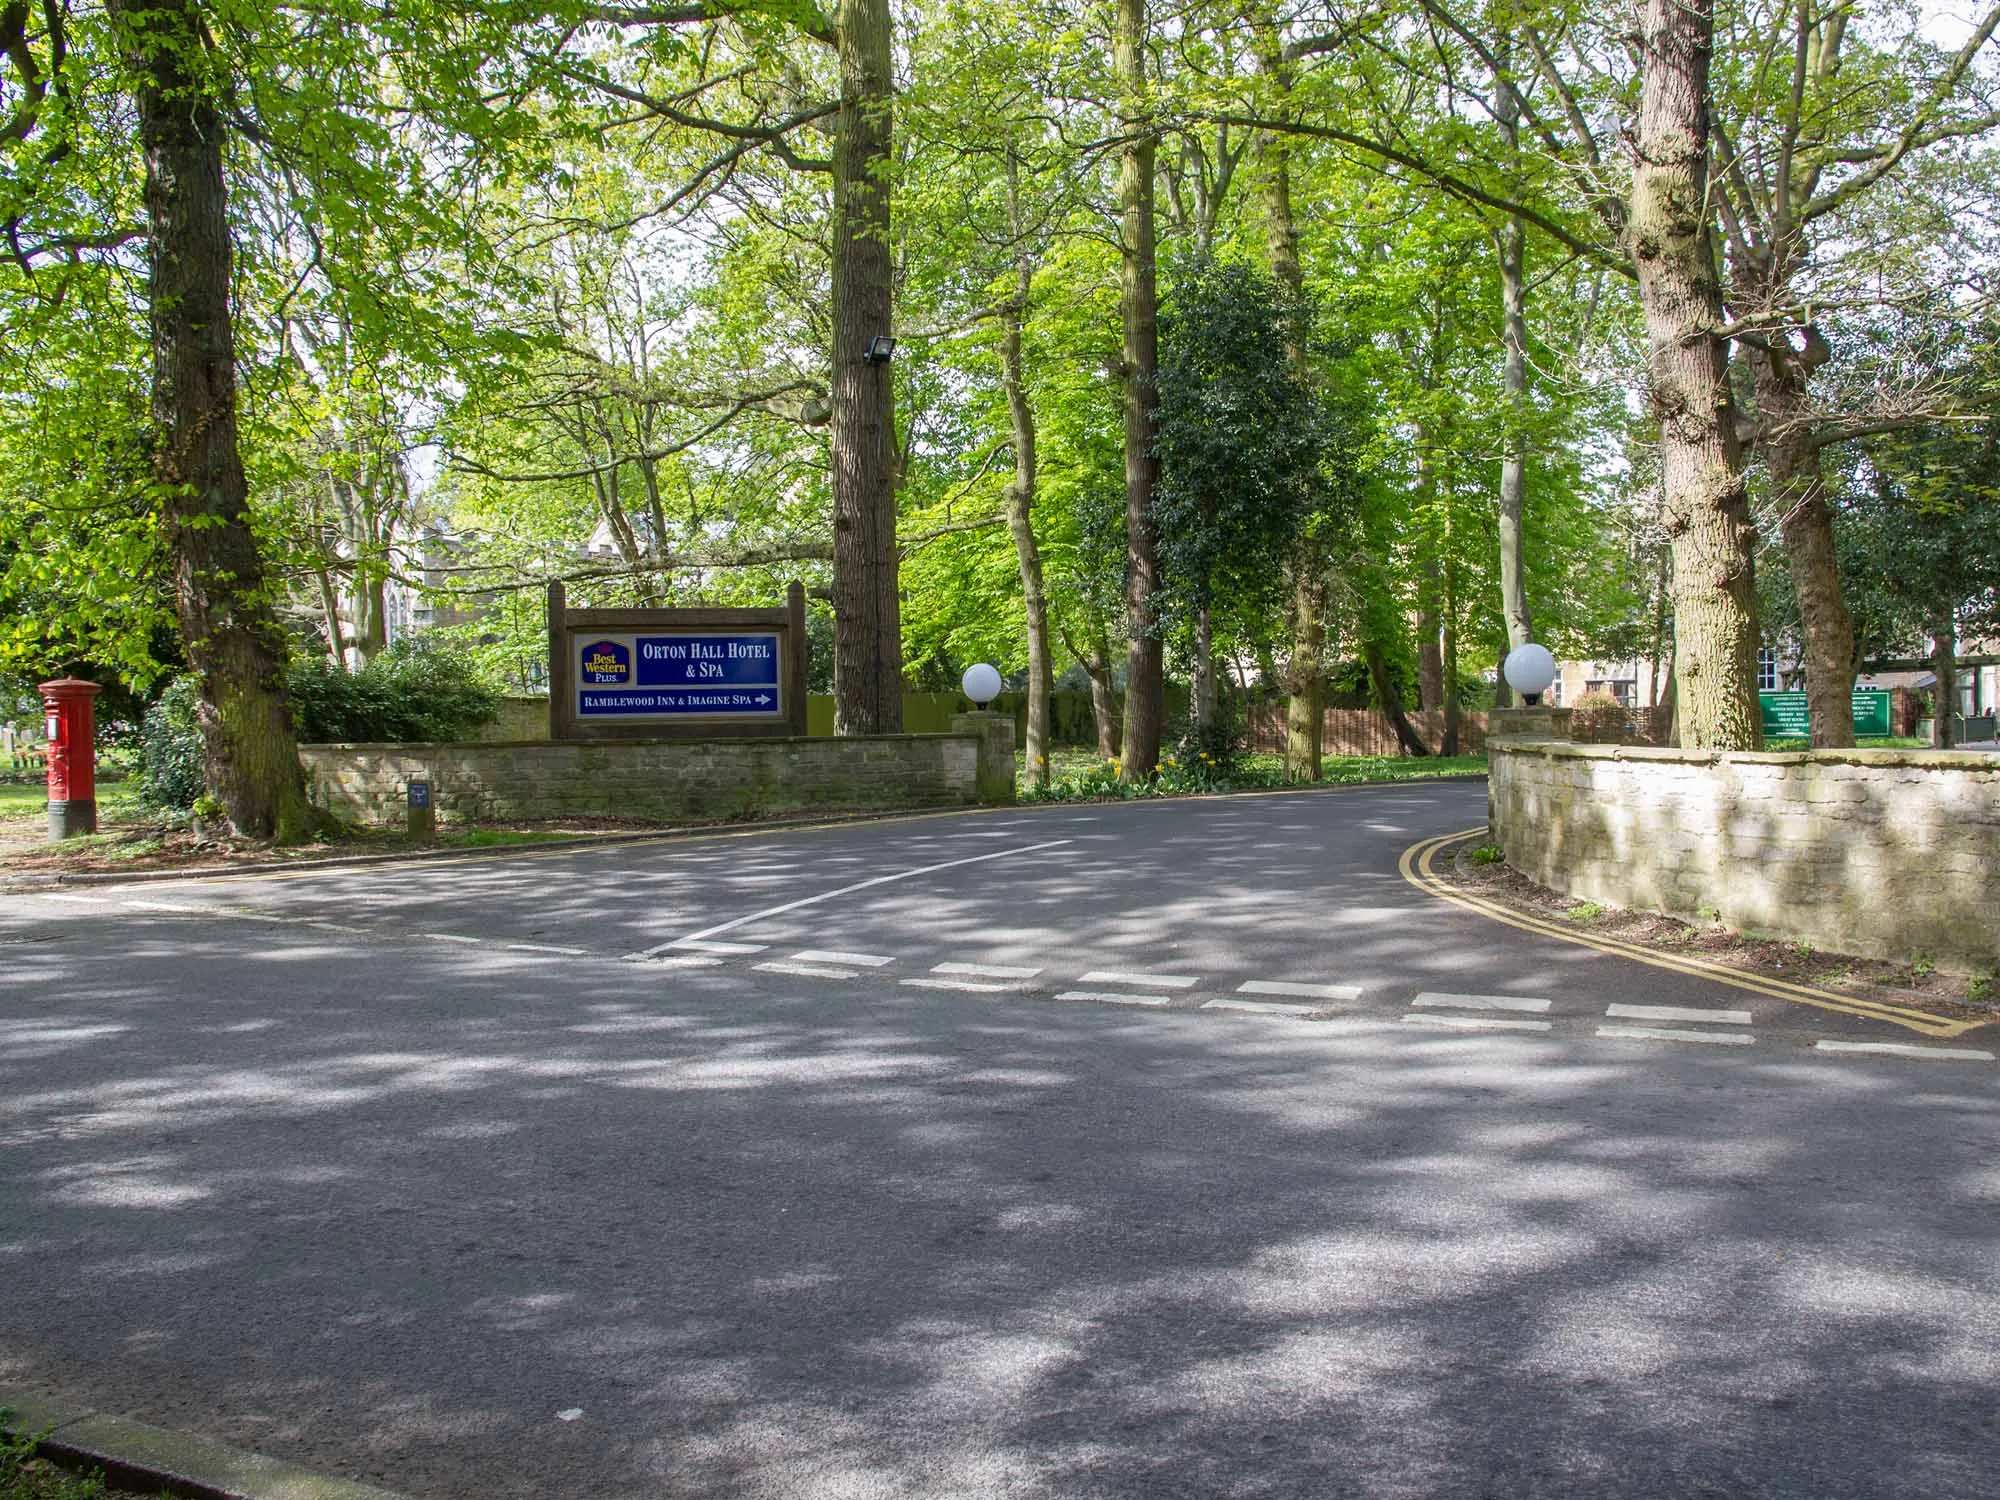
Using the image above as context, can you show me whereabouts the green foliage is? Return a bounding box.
[0,1416,111,1500]
[138,677,207,813]
[287,643,500,744]
[1468,843,1505,865]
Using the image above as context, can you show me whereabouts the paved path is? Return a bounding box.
[3,781,1996,1497]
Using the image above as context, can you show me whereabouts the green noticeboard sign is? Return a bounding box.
[1759,688,1890,738]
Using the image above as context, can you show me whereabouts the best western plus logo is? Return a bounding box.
[580,639,631,684]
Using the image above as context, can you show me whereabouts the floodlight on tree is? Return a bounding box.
[1503,643,1558,705]
[961,663,1002,708]
[864,335,897,364]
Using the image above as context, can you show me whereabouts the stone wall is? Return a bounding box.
[1488,739,2000,970]
[301,714,1016,827]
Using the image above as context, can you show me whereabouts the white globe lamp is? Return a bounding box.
[1503,643,1558,706]
[961,662,1002,709]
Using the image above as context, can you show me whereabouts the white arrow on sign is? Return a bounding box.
[755,693,773,705]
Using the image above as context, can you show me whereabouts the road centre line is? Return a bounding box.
[35,893,112,905]
[666,940,768,955]
[792,950,895,968]
[1056,990,1175,1007]
[1606,1002,1753,1025]
[1077,970,1198,990]
[426,933,483,945]
[1403,1013,1553,1033]
[1237,979,1362,1001]
[644,954,725,969]
[934,962,1042,979]
[1411,991,1552,1014]
[123,899,211,914]
[1815,1040,1996,1061]
[508,942,589,956]
[902,977,1017,993]
[1597,1024,1754,1046]
[628,839,1073,959]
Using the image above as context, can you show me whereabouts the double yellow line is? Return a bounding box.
[1398,828,1990,1040]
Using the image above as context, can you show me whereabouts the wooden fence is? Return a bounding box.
[1243,703,1672,757]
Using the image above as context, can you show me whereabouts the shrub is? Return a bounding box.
[289,641,499,744]
[135,643,501,810]
[1568,691,1628,743]
[138,675,205,812]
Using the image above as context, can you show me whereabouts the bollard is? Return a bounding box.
[406,778,435,841]
[39,678,102,839]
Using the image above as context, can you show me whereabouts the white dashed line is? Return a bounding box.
[643,955,725,969]
[1411,992,1552,1013]
[1056,990,1175,1007]
[1597,1024,1754,1046]
[1237,980,1361,1002]
[123,899,210,914]
[1814,1040,1995,1062]
[35,893,112,905]
[933,962,1042,979]
[1605,1003,1753,1025]
[755,961,859,979]
[667,940,767,955]
[1077,970,1198,990]
[507,943,589,956]
[1202,998,1322,1017]
[1403,1014,1553,1033]
[792,950,895,968]
[901,978,1018,993]
[426,933,483,945]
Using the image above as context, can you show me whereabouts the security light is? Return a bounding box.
[864,335,897,364]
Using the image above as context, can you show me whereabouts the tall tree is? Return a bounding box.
[1115,0,1164,782]
[108,0,315,837]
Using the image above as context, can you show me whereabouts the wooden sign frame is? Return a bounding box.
[547,580,809,741]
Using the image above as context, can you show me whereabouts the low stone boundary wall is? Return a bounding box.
[1489,739,2000,970]
[302,715,1015,826]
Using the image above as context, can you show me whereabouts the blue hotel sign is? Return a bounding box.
[549,582,807,740]
[576,633,783,717]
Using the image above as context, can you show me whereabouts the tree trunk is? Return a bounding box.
[1629,0,1762,749]
[1749,337,1854,747]
[1253,9,1322,781]
[1932,618,1957,749]
[999,180,1052,789]
[829,0,901,734]
[1085,637,1120,758]
[1494,52,1534,661]
[112,0,313,842]
[1441,615,1461,756]
[1646,543,1671,706]
[1192,606,1216,729]
[1364,639,1430,757]
[1416,556,1445,711]
[1115,0,1163,782]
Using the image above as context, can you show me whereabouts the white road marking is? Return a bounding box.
[792,949,895,968]
[1597,1024,1754,1046]
[306,921,370,936]
[1077,970,1198,990]
[1411,992,1552,1014]
[628,839,1074,958]
[933,962,1042,979]
[426,933,483,945]
[1238,980,1362,1002]
[667,940,767,955]
[123,899,210,914]
[36,893,112,905]
[507,943,589,956]
[643,955,724,969]
[1605,1003,1753,1025]
[1403,1014,1553,1033]
[1056,990,1175,1008]
[754,961,858,979]
[1202,998,1322,1017]
[901,978,1017,993]
[1814,1040,1996,1062]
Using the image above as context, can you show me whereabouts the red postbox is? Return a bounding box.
[39,677,101,839]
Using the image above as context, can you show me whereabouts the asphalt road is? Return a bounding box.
[2,780,1996,1498]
